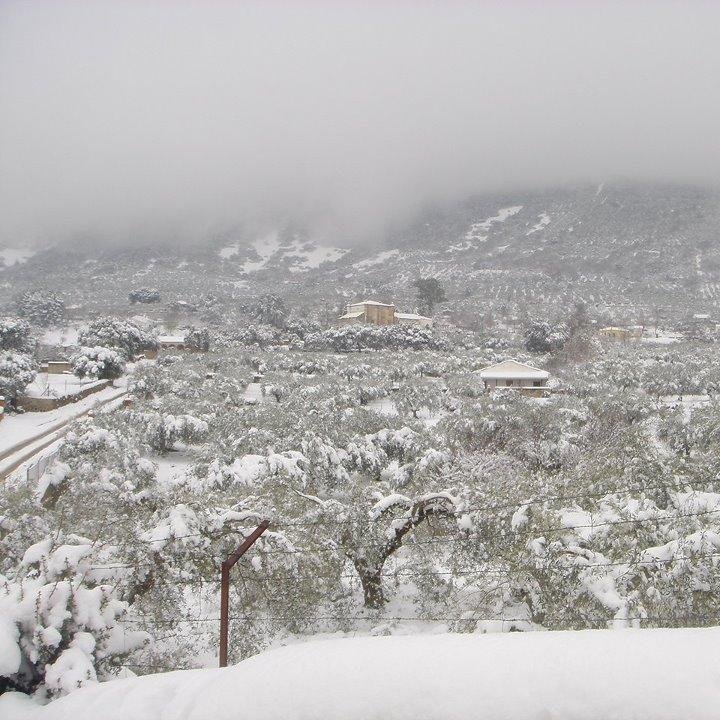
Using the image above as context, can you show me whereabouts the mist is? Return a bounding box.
[1,0,719,248]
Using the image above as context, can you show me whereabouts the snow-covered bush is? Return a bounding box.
[71,347,125,380]
[15,291,65,326]
[0,352,36,401]
[245,294,288,328]
[78,320,157,360]
[128,288,160,304]
[304,325,447,352]
[0,318,33,352]
[184,327,210,351]
[524,320,569,354]
[0,537,149,698]
[142,412,209,453]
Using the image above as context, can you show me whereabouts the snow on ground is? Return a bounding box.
[0,247,36,266]
[218,233,281,271]
[39,327,80,347]
[284,241,348,271]
[4,628,719,720]
[366,397,398,416]
[154,451,194,488]
[641,329,682,345]
[0,384,126,457]
[526,212,551,235]
[220,233,346,272]
[464,206,523,243]
[218,245,238,259]
[240,233,282,273]
[23,373,105,400]
[354,249,400,269]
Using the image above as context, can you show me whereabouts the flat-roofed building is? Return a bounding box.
[479,359,550,395]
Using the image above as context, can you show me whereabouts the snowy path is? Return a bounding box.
[0,387,127,481]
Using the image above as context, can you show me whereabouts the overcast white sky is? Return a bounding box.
[1,0,719,246]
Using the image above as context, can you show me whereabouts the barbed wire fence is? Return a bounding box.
[104,488,720,672]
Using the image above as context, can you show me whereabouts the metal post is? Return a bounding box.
[219,520,269,667]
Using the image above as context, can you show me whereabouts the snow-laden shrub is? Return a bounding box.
[524,320,569,354]
[128,288,160,304]
[184,327,210,351]
[15,291,65,326]
[71,347,125,380]
[304,325,447,352]
[0,352,37,401]
[78,320,157,360]
[0,318,33,352]
[0,537,149,698]
[142,412,209,453]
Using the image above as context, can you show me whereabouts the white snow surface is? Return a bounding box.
[464,205,523,243]
[4,628,720,720]
[526,212,551,235]
[220,233,347,272]
[354,249,400,269]
[39,327,80,347]
[23,373,106,399]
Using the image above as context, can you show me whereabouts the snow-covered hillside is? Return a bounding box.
[2,182,720,324]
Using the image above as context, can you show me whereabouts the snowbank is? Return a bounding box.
[3,628,719,720]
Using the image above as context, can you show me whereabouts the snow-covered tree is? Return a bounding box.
[0,352,36,401]
[71,347,125,380]
[128,288,160,304]
[0,536,149,698]
[15,291,65,326]
[0,318,33,352]
[78,320,157,360]
[184,327,210,352]
[524,320,569,354]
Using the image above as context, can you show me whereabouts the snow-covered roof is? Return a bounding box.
[157,335,185,344]
[7,629,719,720]
[338,311,364,319]
[479,359,550,380]
[394,312,431,320]
[347,300,395,307]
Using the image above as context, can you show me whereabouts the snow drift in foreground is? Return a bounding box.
[3,628,719,720]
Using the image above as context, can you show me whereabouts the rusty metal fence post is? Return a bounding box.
[219,520,270,667]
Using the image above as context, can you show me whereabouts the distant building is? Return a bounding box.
[44,361,73,375]
[338,300,432,328]
[479,359,550,395]
[157,335,187,351]
[598,326,643,341]
[394,311,433,328]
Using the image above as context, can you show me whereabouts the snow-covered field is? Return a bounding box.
[3,628,718,720]
[23,373,105,399]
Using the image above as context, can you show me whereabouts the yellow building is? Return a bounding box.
[598,326,643,341]
[338,300,432,328]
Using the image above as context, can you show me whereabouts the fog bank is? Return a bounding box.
[1,1,719,246]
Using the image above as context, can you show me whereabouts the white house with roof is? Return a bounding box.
[157,334,187,351]
[479,359,550,393]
